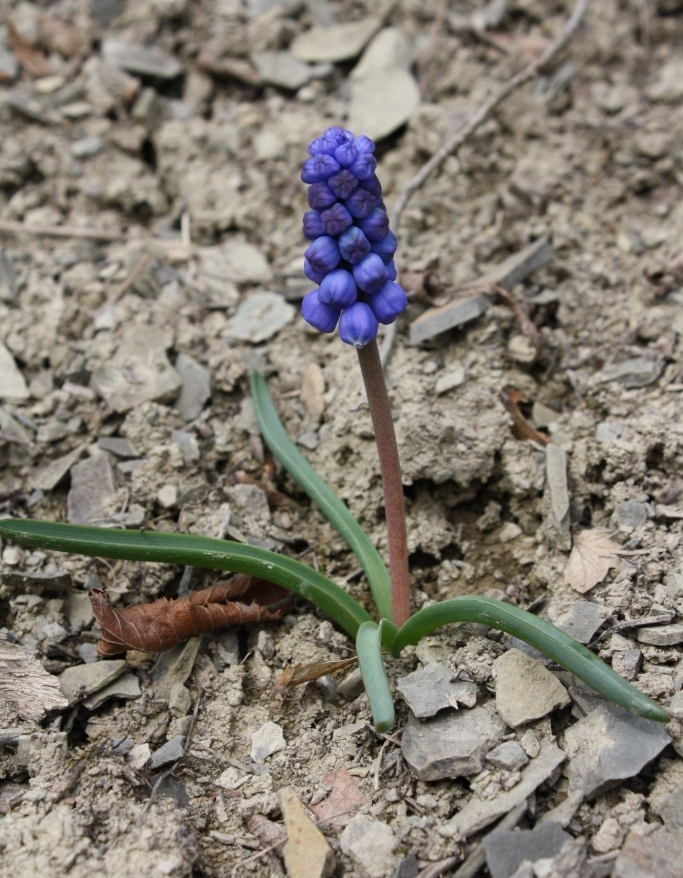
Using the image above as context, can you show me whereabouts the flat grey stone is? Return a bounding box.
[214,238,271,283]
[435,367,466,395]
[77,643,100,664]
[486,741,528,771]
[616,500,649,529]
[613,825,683,878]
[476,238,552,292]
[554,601,605,644]
[91,326,182,413]
[290,17,382,63]
[67,454,116,525]
[348,28,420,142]
[494,649,570,727]
[402,704,506,781]
[596,421,623,443]
[150,735,185,769]
[151,638,200,702]
[339,816,398,878]
[565,702,671,799]
[601,356,663,388]
[659,782,683,836]
[97,436,138,458]
[440,743,566,841]
[171,429,200,462]
[0,407,33,446]
[251,721,286,762]
[396,662,477,718]
[636,623,683,646]
[0,342,29,400]
[175,353,211,421]
[410,293,489,345]
[59,660,127,705]
[225,291,295,343]
[545,443,570,548]
[83,671,141,709]
[251,51,313,90]
[70,136,103,158]
[30,445,85,491]
[484,822,571,878]
[102,38,183,78]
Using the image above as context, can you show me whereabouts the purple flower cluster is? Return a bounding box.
[300,128,408,348]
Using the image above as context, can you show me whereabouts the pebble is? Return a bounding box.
[494,649,570,727]
[168,682,191,717]
[613,824,683,878]
[0,407,32,446]
[600,356,662,388]
[157,484,178,509]
[150,638,200,702]
[251,720,286,762]
[97,436,138,458]
[77,643,100,664]
[435,367,466,395]
[279,787,335,878]
[486,741,528,771]
[565,702,671,799]
[410,293,489,345]
[484,822,571,878]
[290,16,382,63]
[553,601,605,644]
[332,719,366,741]
[499,522,522,543]
[616,500,649,529]
[171,429,200,462]
[251,51,313,91]
[127,743,151,770]
[339,816,398,878]
[636,623,683,646]
[224,291,295,343]
[102,38,183,79]
[348,28,420,143]
[59,659,128,705]
[596,421,623,443]
[70,136,103,158]
[647,58,683,103]
[440,743,566,840]
[67,454,116,525]
[215,238,271,283]
[337,668,364,700]
[545,443,570,548]
[150,735,185,770]
[82,671,141,709]
[396,662,477,718]
[401,704,506,781]
[174,353,211,421]
[0,342,29,400]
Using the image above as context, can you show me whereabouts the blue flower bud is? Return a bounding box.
[352,253,388,294]
[302,290,340,333]
[339,302,378,348]
[303,210,324,240]
[361,175,382,199]
[357,207,389,242]
[320,203,353,236]
[307,182,337,210]
[334,141,358,167]
[301,154,341,184]
[385,259,397,281]
[304,258,326,284]
[345,187,376,219]
[307,136,327,156]
[304,236,341,274]
[348,152,377,181]
[338,227,371,264]
[328,169,358,200]
[368,281,408,325]
[318,269,357,308]
[354,135,375,155]
[370,230,397,264]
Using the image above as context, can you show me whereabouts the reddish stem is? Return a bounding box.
[356,340,411,626]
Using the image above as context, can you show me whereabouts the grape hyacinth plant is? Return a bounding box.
[0,129,670,734]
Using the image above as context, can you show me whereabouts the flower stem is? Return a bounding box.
[356,340,411,626]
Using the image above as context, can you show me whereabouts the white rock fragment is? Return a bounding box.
[494,649,570,727]
[225,291,295,343]
[0,342,29,400]
[290,17,382,63]
[251,721,286,763]
[339,816,398,878]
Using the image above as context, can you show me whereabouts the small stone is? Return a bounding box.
[499,522,522,543]
[339,816,398,878]
[0,342,29,400]
[485,823,571,878]
[150,735,185,769]
[59,659,127,705]
[435,367,466,395]
[647,58,683,103]
[67,454,116,525]
[65,592,95,632]
[402,704,506,781]
[596,421,622,443]
[102,38,183,79]
[392,855,419,878]
[279,787,335,878]
[486,741,528,771]
[616,500,649,529]
[508,334,537,365]
[251,51,313,90]
[564,702,671,799]
[0,407,32,446]
[151,638,200,702]
[410,293,489,345]
[553,601,605,644]
[290,17,382,63]
[332,720,366,741]
[612,647,641,681]
[97,436,138,458]
[83,672,141,709]
[77,643,100,664]
[127,742,151,770]
[531,401,559,428]
[494,649,570,727]
[225,291,295,343]
[545,443,570,547]
[636,624,683,646]
[613,825,683,878]
[600,356,662,388]
[171,429,200,462]
[251,720,286,762]
[215,238,271,283]
[169,682,191,717]
[396,663,477,718]
[337,668,364,700]
[520,729,541,759]
[175,353,211,421]
[70,136,103,158]
[157,484,178,509]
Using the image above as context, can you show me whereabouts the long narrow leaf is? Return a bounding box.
[356,621,395,732]
[250,371,392,622]
[0,519,372,639]
[393,597,669,724]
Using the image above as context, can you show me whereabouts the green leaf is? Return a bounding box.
[393,597,669,724]
[0,519,372,640]
[250,371,391,621]
[356,621,395,733]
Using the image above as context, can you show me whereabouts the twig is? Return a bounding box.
[0,220,127,242]
[109,252,152,305]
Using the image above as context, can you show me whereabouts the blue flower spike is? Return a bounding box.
[300,128,407,348]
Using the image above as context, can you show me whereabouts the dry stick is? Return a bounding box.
[0,220,127,242]
[357,340,411,626]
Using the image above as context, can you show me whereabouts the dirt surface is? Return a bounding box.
[2,1,683,876]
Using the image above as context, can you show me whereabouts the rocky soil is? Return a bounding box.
[2,1,683,876]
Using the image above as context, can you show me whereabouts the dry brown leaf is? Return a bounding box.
[309,769,369,828]
[564,529,620,593]
[274,657,358,691]
[500,389,550,445]
[8,23,54,78]
[0,634,68,720]
[301,362,325,425]
[37,13,86,59]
